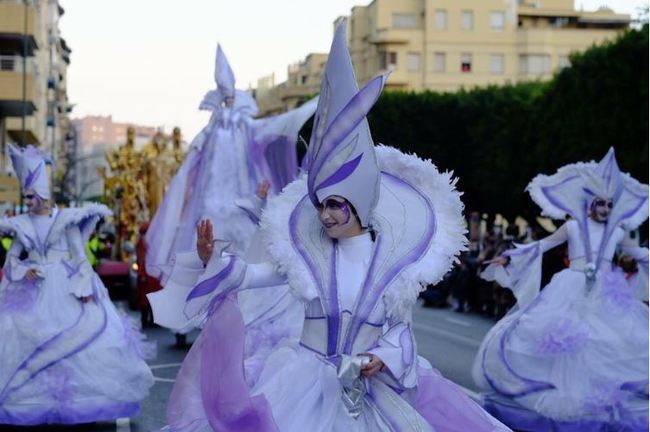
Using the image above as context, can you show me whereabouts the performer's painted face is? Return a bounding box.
[590,197,613,222]
[223,96,235,108]
[318,195,360,239]
[23,189,46,214]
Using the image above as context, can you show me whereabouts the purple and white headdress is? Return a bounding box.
[8,144,52,200]
[199,44,258,117]
[580,147,623,201]
[527,147,648,230]
[306,20,385,227]
[215,44,235,99]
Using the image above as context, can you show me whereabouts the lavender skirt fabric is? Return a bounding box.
[0,270,154,425]
[474,268,649,430]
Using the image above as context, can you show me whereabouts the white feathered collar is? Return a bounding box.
[261,145,466,320]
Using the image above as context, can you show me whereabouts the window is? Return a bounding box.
[491,11,506,31]
[558,55,571,69]
[393,13,417,29]
[434,52,446,73]
[435,10,447,30]
[490,54,505,74]
[461,10,474,31]
[379,51,398,70]
[461,53,472,72]
[519,54,551,74]
[407,52,421,72]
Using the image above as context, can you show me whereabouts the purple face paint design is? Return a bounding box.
[317,196,358,239]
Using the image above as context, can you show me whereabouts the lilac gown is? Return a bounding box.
[0,206,154,425]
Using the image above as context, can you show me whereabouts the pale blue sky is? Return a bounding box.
[59,0,648,140]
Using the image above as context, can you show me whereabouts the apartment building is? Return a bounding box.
[256,0,629,115]
[348,0,629,91]
[256,53,327,116]
[0,0,73,204]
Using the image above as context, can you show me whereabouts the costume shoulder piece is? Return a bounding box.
[47,204,112,246]
[261,146,466,319]
[374,145,465,318]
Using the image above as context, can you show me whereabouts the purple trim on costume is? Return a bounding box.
[304,316,326,320]
[240,205,261,225]
[482,293,556,397]
[484,394,648,432]
[597,193,648,267]
[326,244,340,356]
[299,342,325,357]
[24,162,43,190]
[315,153,363,193]
[61,259,83,278]
[399,325,414,367]
[0,300,108,403]
[289,195,340,354]
[307,75,384,206]
[0,400,140,425]
[206,268,246,316]
[186,256,235,301]
[621,380,649,398]
[365,320,384,328]
[343,172,436,355]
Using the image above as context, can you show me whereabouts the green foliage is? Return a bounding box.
[365,26,648,220]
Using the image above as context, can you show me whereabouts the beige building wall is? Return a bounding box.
[255,53,327,116]
[349,0,629,92]
[0,0,73,203]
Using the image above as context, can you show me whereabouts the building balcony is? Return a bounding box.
[515,27,622,49]
[0,70,36,118]
[367,29,410,45]
[5,115,41,145]
[0,2,38,56]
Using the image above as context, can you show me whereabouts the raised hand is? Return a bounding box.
[256,180,271,200]
[197,219,215,265]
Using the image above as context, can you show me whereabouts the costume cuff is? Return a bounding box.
[368,322,417,388]
[63,259,94,298]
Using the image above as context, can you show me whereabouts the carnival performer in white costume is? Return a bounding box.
[149,23,510,432]
[474,148,649,431]
[145,45,317,277]
[0,145,154,426]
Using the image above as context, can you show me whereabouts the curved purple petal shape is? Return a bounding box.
[314,153,363,194]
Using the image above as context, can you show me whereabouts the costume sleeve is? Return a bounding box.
[235,195,266,224]
[368,315,418,389]
[148,247,286,331]
[482,223,569,309]
[2,240,38,283]
[618,235,649,302]
[64,225,95,298]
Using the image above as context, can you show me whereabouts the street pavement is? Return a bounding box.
[0,301,498,432]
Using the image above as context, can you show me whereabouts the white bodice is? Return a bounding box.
[566,219,623,266]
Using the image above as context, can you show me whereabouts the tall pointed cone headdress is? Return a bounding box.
[581,147,624,201]
[306,20,385,227]
[8,144,52,200]
[215,44,235,98]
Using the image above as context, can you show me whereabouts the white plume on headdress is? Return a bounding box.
[8,144,52,199]
[306,20,384,227]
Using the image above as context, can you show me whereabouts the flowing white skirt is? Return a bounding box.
[0,264,154,425]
